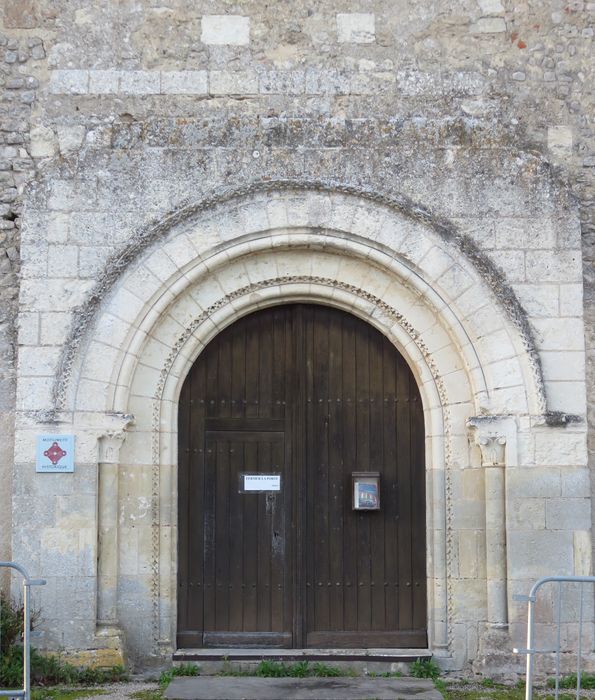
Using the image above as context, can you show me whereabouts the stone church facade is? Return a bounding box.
[0,0,593,675]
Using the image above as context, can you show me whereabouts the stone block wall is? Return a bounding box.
[0,9,42,579]
[0,0,594,673]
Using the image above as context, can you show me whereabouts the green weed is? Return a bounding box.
[249,660,349,678]
[31,689,107,700]
[410,658,441,680]
[311,662,346,677]
[158,663,200,688]
[546,672,595,689]
[0,594,26,655]
[368,670,403,678]
[434,677,447,697]
[129,690,164,700]
[1,596,127,688]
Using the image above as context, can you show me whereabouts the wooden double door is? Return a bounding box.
[177,304,426,649]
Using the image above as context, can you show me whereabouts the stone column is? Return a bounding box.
[467,416,513,628]
[95,415,134,659]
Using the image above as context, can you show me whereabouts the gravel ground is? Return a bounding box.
[85,681,160,700]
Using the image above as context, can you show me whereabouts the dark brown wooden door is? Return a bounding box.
[178,304,426,649]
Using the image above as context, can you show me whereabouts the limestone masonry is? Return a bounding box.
[0,0,594,676]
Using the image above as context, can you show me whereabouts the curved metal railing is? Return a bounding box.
[0,563,46,700]
[513,575,595,700]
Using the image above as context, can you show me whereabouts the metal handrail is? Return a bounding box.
[513,575,595,700]
[0,563,46,700]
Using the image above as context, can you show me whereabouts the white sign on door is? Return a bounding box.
[241,473,281,492]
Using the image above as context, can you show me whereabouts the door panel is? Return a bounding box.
[177,304,426,649]
[203,433,289,647]
[303,307,426,647]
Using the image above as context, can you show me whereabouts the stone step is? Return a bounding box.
[173,648,432,662]
[165,676,442,700]
[172,648,433,676]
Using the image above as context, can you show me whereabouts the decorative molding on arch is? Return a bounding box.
[153,276,452,409]
[37,184,558,660]
[59,227,543,662]
[143,274,457,654]
[49,179,547,418]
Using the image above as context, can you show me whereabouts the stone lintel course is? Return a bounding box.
[46,68,497,98]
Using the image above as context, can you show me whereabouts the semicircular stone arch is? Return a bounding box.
[60,186,547,665]
[64,183,546,422]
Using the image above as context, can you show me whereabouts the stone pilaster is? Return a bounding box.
[467,416,517,629]
[468,416,519,678]
[95,414,134,664]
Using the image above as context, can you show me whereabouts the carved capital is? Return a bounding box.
[98,431,127,464]
[467,416,511,467]
[475,434,507,467]
[97,413,135,464]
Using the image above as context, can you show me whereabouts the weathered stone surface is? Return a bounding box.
[49,70,88,94]
[3,0,37,28]
[29,125,57,158]
[160,71,207,95]
[471,17,506,33]
[0,0,593,681]
[201,15,250,46]
[336,13,375,43]
[548,125,574,156]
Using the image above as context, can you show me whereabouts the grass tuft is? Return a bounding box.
[31,690,107,700]
[410,658,441,680]
[546,672,595,689]
[158,663,200,688]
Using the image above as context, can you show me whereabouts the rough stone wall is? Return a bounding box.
[0,0,594,666]
[0,2,42,575]
[2,1,591,444]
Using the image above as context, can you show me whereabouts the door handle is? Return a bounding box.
[266,492,276,514]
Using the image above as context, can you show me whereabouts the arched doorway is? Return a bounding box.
[177,304,426,649]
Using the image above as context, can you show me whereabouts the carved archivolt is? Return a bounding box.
[148,274,456,651]
[50,181,547,418]
[49,186,551,658]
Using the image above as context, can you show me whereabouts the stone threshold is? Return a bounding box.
[165,676,442,699]
[173,648,432,663]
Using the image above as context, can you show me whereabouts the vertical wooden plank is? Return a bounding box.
[202,437,217,632]
[243,439,258,630]
[270,437,286,633]
[355,322,372,632]
[341,313,358,634]
[245,313,260,420]
[396,356,413,630]
[327,310,344,631]
[291,306,304,647]
[369,330,386,630]
[228,439,244,631]
[272,307,288,418]
[257,440,272,632]
[214,438,230,630]
[312,307,331,633]
[304,306,317,639]
[381,339,399,631]
[204,336,219,418]
[230,322,245,420]
[258,309,273,419]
